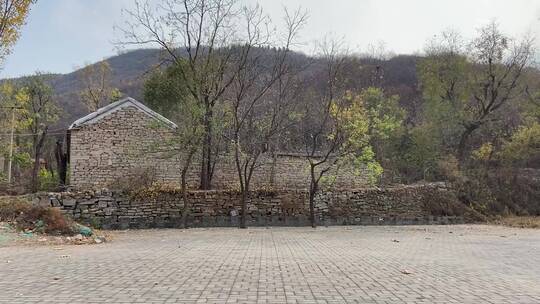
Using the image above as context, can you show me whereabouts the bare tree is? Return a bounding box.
[117,0,255,189]
[301,39,348,228]
[79,61,121,111]
[226,7,307,228]
[457,22,535,160]
[421,23,534,161]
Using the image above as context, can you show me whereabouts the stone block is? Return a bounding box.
[62,199,77,208]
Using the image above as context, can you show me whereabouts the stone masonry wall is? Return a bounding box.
[35,183,464,229]
[69,105,368,190]
[69,106,182,189]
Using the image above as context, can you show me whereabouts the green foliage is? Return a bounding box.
[16,73,60,131]
[38,168,58,191]
[499,122,540,164]
[329,89,401,184]
[471,142,494,161]
[417,53,471,149]
[144,63,193,118]
[360,87,405,140]
[144,62,205,150]
[0,0,36,65]
[12,151,31,168]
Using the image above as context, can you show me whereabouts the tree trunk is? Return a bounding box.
[200,106,213,190]
[240,189,248,229]
[31,129,47,193]
[181,170,190,229]
[55,140,68,187]
[181,150,196,228]
[309,166,318,228]
[457,125,478,162]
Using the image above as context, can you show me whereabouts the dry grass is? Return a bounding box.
[492,216,540,229]
[0,197,75,235]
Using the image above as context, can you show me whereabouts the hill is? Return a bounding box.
[2,48,422,128]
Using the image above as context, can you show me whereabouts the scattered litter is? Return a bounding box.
[400,270,413,275]
[392,239,400,243]
[74,224,93,237]
[93,236,106,244]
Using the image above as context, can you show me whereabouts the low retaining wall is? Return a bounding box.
[33,183,464,229]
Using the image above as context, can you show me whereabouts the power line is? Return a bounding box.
[0,130,67,137]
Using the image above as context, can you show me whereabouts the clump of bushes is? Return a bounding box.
[455,168,540,217]
[38,168,60,192]
[421,187,486,222]
[0,198,74,235]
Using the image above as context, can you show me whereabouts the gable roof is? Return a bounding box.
[68,97,178,130]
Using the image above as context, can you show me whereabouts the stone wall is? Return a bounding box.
[35,183,464,229]
[69,105,368,190]
[69,106,181,189]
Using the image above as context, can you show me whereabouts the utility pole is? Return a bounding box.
[7,109,15,184]
[1,106,21,184]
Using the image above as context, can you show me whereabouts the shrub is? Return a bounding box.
[38,168,59,191]
[0,199,74,235]
[422,189,465,217]
[454,168,540,217]
[0,198,31,220]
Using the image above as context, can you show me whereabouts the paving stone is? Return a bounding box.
[0,225,538,303]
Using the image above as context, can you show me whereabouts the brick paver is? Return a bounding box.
[0,225,539,303]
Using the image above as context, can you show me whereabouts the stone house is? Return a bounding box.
[68,97,368,190]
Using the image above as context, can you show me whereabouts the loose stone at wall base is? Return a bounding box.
[33,183,466,229]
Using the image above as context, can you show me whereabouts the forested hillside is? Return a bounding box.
[2,48,423,128]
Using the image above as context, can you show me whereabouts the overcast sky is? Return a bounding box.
[2,0,539,78]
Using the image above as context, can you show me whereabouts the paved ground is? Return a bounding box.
[0,225,539,304]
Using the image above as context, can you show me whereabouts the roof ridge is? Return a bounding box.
[68,97,178,130]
